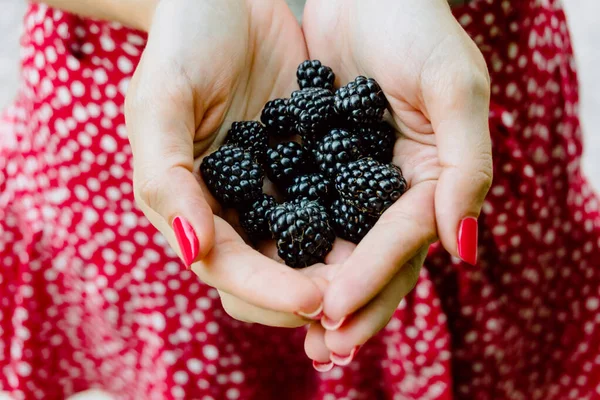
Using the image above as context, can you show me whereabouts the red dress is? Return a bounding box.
[1,1,599,399]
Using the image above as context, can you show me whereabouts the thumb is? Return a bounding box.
[125,59,215,267]
[422,35,493,265]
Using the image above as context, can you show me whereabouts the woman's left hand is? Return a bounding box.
[301,0,493,366]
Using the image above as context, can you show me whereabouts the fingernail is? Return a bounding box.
[458,217,478,265]
[330,345,361,366]
[312,360,334,372]
[172,216,199,269]
[295,303,324,320]
[321,315,346,331]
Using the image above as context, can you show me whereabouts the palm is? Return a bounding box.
[303,0,453,239]
[180,0,310,155]
[296,1,492,366]
[183,0,352,322]
[176,1,303,258]
[127,0,339,328]
[182,1,354,262]
[167,0,350,272]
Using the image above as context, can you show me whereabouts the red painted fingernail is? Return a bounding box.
[295,304,324,320]
[312,360,334,372]
[172,216,199,269]
[321,316,346,331]
[330,345,361,366]
[458,217,478,265]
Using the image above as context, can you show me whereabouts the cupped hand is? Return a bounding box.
[125,0,325,326]
[302,0,493,365]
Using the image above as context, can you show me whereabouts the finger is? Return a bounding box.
[219,291,308,328]
[126,58,215,266]
[295,239,354,285]
[217,262,333,328]
[257,238,349,287]
[324,248,428,363]
[144,209,325,316]
[325,239,356,265]
[305,323,334,372]
[193,217,324,317]
[323,181,436,324]
[420,30,493,265]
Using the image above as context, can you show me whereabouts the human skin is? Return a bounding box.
[37,0,492,369]
[38,0,328,327]
[301,0,492,366]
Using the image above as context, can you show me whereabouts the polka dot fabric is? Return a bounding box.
[0,1,599,399]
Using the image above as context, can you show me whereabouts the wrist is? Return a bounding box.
[33,0,159,32]
[121,0,160,32]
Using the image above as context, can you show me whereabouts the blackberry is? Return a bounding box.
[335,158,407,215]
[297,60,335,91]
[265,141,310,187]
[288,88,335,136]
[239,194,277,240]
[269,198,335,268]
[260,98,294,137]
[313,129,363,178]
[200,145,264,208]
[334,76,387,125]
[225,121,268,160]
[330,199,378,244]
[358,122,396,163]
[286,173,333,203]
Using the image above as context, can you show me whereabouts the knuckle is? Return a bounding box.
[377,207,415,229]
[472,150,494,191]
[459,40,491,91]
[476,165,494,193]
[132,165,192,213]
[377,207,435,243]
[134,173,163,211]
[469,47,491,86]
[423,35,491,101]
[216,235,249,258]
[453,67,490,100]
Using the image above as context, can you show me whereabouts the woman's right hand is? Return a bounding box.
[125,0,325,326]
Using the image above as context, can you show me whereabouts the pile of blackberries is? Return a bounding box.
[200,60,407,268]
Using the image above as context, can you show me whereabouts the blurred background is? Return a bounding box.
[0,1,597,399]
[1,0,599,192]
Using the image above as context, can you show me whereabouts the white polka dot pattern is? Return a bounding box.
[0,1,599,399]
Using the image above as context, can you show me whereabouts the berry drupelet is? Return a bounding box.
[335,158,407,215]
[200,145,264,208]
[225,121,269,160]
[297,60,335,91]
[287,87,335,136]
[260,98,294,137]
[334,76,388,125]
[269,198,335,268]
[313,128,363,178]
[199,64,410,267]
[358,121,396,163]
[265,141,310,187]
[239,194,278,240]
[286,173,333,203]
[329,199,378,244]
